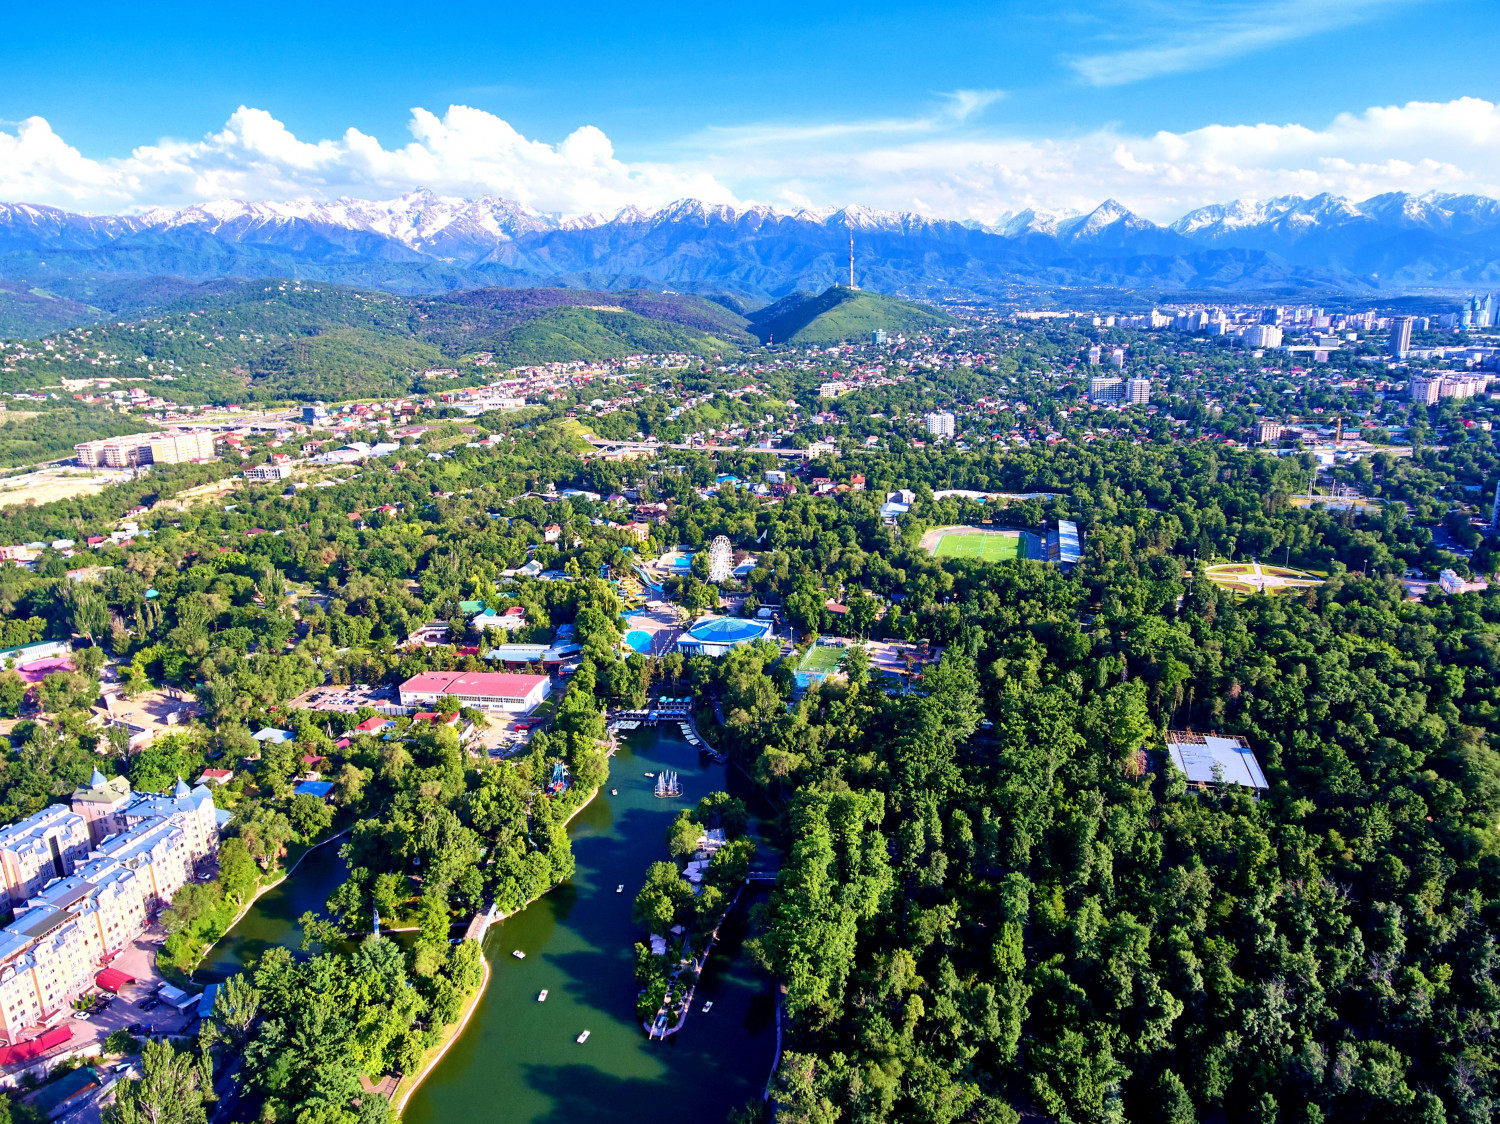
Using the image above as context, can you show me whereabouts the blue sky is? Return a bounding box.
[2,0,1498,220]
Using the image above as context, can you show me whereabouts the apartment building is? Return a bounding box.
[0,773,219,1042]
[1241,325,1284,349]
[0,809,92,911]
[924,411,956,438]
[1255,420,1285,444]
[1089,377,1151,406]
[147,431,215,464]
[75,430,216,469]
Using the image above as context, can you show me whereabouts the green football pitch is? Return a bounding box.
[932,531,1021,561]
[797,645,846,674]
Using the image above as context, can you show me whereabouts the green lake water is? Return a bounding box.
[202,725,779,1124]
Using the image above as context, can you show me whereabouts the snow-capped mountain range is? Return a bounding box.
[3,189,1500,295]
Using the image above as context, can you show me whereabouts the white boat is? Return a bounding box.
[616,884,624,893]
[611,789,618,795]
[538,990,548,1002]
[702,1000,713,1013]
[576,1030,591,1044]
[512,950,526,959]
[644,772,655,778]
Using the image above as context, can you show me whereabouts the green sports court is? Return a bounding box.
[930,529,1022,562]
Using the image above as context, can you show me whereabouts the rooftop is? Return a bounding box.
[399,670,550,698]
[1165,730,1268,791]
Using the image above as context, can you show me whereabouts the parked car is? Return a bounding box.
[126,1023,147,1035]
[135,997,159,1011]
[73,1012,91,1021]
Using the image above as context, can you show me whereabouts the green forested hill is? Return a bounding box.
[747,285,955,344]
[0,281,747,403]
[488,306,741,367]
[0,283,101,338]
[250,327,445,401]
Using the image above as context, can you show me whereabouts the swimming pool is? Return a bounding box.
[625,630,654,653]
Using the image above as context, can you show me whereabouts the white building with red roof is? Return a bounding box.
[398,670,552,714]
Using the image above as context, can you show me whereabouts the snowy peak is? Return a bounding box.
[995,207,1081,238]
[1057,199,1164,242]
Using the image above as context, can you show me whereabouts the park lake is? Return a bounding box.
[198,724,778,1124]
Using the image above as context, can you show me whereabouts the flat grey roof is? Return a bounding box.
[1167,731,1268,790]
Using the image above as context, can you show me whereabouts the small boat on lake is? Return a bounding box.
[611,788,618,795]
[644,772,655,778]
[512,950,526,959]
[616,884,624,893]
[702,1000,713,1013]
[538,990,548,1002]
[576,1030,591,1044]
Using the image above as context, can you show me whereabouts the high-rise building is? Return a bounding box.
[1087,346,1102,365]
[1390,316,1414,358]
[1126,377,1152,405]
[1109,348,1126,369]
[1242,325,1284,349]
[0,773,219,1043]
[925,412,956,438]
[1090,377,1125,404]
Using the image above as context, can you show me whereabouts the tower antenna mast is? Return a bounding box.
[848,228,855,289]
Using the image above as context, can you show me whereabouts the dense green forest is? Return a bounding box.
[0,378,1497,1122]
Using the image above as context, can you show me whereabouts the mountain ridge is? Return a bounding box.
[4,189,1500,297]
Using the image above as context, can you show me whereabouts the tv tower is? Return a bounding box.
[848,228,856,289]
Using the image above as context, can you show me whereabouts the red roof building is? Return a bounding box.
[398,670,552,714]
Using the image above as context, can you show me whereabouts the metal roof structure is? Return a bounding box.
[1166,730,1268,791]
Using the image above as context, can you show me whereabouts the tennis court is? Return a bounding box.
[931,529,1021,562]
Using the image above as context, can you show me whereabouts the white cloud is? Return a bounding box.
[0,105,737,217]
[1064,0,1421,86]
[4,97,1500,226]
[695,97,1500,224]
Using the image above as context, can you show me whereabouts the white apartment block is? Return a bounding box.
[75,430,216,469]
[925,411,956,438]
[0,808,92,911]
[1242,325,1284,349]
[0,773,219,1042]
[1411,374,1488,405]
[1091,377,1149,405]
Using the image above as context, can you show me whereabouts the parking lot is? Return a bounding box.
[290,683,403,713]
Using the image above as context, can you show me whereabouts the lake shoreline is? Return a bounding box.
[387,782,602,1115]
[188,827,351,983]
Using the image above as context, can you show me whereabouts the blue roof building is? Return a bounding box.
[675,616,776,658]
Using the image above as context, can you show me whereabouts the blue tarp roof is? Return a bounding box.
[293,780,334,799]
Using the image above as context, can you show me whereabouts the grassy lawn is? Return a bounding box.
[797,645,846,675]
[933,530,1021,562]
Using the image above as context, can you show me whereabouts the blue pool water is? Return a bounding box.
[624,630,653,653]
